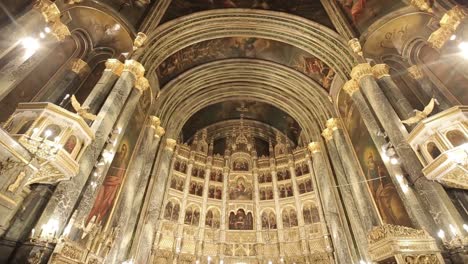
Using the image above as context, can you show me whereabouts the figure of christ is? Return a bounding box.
[86,144,128,224]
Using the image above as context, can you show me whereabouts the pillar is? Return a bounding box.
[308,142,357,264]
[372,64,414,121]
[287,156,307,255]
[132,138,177,264]
[351,63,465,236]
[32,60,145,236]
[270,158,285,257]
[196,159,212,257]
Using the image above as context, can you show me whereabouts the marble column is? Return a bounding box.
[112,123,164,264]
[308,142,357,264]
[82,59,124,114]
[372,64,414,120]
[342,79,436,233]
[305,153,334,263]
[406,65,452,110]
[37,58,91,104]
[326,118,381,229]
[133,138,177,264]
[105,117,163,263]
[320,131,369,261]
[351,63,466,235]
[32,60,145,235]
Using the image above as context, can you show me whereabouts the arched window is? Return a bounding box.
[446,130,467,147]
[303,204,320,224]
[427,142,442,159]
[164,201,180,221]
[184,206,200,226]
[261,211,277,230]
[282,208,298,228]
[205,209,220,229]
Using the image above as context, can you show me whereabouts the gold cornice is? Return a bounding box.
[308,142,321,153]
[372,64,390,79]
[343,79,360,96]
[350,63,373,82]
[105,59,124,76]
[123,60,145,79]
[135,77,150,92]
[321,128,333,141]
[407,65,424,80]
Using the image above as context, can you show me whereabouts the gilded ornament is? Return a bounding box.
[372,64,391,79]
[350,63,373,82]
[150,116,161,128]
[155,126,166,138]
[50,20,71,41]
[133,32,148,50]
[308,142,321,153]
[165,138,177,151]
[343,79,360,96]
[326,118,341,131]
[34,0,60,23]
[367,224,428,244]
[428,26,453,50]
[69,59,90,77]
[410,0,434,13]
[321,128,333,141]
[440,5,467,31]
[104,59,124,76]
[348,38,363,57]
[123,60,145,79]
[407,65,424,80]
[135,77,150,92]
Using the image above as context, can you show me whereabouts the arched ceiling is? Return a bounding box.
[182,101,301,144]
[157,37,336,89]
[160,0,335,29]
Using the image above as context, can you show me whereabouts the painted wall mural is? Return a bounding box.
[86,89,151,226]
[229,177,253,200]
[336,0,405,33]
[161,0,334,28]
[337,91,412,227]
[229,209,254,230]
[157,37,335,89]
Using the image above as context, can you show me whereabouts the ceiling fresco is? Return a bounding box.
[157,37,336,89]
[182,101,301,145]
[336,0,405,34]
[160,0,334,28]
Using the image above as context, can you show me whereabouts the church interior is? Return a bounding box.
[0,0,468,263]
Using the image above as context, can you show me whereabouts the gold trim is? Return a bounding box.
[308,142,321,153]
[343,79,360,96]
[350,63,373,82]
[371,64,390,79]
[135,77,150,92]
[105,59,124,76]
[321,128,333,141]
[123,60,145,79]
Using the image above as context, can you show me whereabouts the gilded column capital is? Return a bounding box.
[105,59,124,76]
[165,138,177,151]
[133,32,148,51]
[440,5,467,31]
[348,38,363,57]
[428,26,453,50]
[135,77,150,92]
[372,64,391,79]
[34,0,60,23]
[123,60,145,79]
[69,58,90,78]
[343,79,360,96]
[149,116,161,129]
[321,128,333,141]
[155,126,166,138]
[409,0,434,13]
[407,65,424,80]
[350,63,373,82]
[308,142,321,153]
[326,118,342,131]
[50,20,71,41]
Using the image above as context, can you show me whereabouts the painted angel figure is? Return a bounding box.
[339,0,367,23]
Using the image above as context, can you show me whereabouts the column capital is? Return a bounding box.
[34,0,60,23]
[165,138,177,151]
[69,58,90,78]
[123,60,145,79]
[133,32,148,50]
[343,79,360,96]
[155,126,165,138]
[149,116,161,129]
[308,142,321,153]
[135,77,150,92]
[105,59,124,76]
[372,64,391,79]
[321,128,334,141]
[348,38,363,57]
[440,5,467,31]
[407,65,424,80]
[351,63,373,82]
[409,0,434,13]
[326,118,342,131]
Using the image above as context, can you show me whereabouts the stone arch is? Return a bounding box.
[140,9,356,80]
[154,59,335,142]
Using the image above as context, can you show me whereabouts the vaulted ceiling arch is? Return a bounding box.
[140,9,357,82]
[154,59,334,143]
